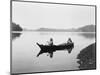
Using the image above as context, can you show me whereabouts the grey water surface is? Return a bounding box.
[12,32,95,73]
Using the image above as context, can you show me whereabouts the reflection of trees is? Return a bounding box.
[77,43,96,70]
[79,33,95,39]
[12,33,22,40]
[11,22,23,40]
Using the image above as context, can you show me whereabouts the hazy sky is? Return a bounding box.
[12,1,95,29]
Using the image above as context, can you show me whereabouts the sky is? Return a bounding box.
[12,1,95,29]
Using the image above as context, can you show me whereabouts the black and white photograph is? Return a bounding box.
[11,0,96,74]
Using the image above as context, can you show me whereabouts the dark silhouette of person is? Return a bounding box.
[47,38,54,58]
[67,38,72,44]
[48,38,53,46]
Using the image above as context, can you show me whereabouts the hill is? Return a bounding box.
[12,22,23,31]
[36,25,95,32]
[77,25,95,32]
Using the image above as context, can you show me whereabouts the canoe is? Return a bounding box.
[37,42,74,51]
[36,42,74,58]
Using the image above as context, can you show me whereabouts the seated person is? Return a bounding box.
[47,38,53,46]
[67,38,72,44]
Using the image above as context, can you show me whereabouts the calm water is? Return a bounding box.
[12,32,95,73]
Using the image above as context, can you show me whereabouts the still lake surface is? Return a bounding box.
[12,32,95,73]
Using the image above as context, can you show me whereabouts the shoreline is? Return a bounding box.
[77,43,96,70]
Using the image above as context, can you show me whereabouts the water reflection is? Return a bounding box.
[12,32,95,73]
[77,43,96,70]
[12,33,22,41]
[78,33,95,39]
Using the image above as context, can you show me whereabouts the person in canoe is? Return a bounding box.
[46,38,54,58]
[47,38,53,46]
[67,38,72,44]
